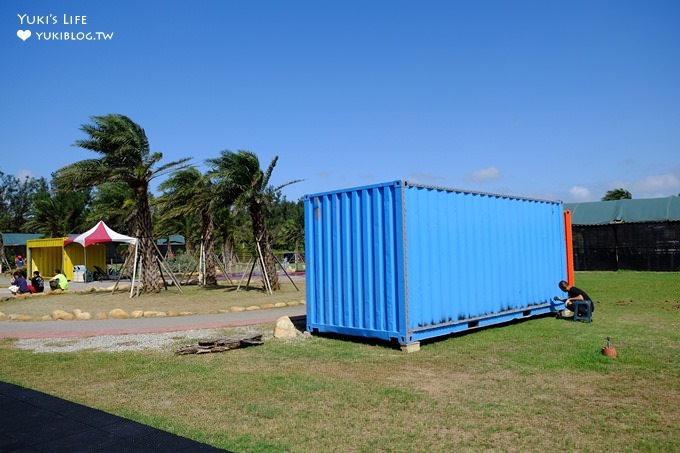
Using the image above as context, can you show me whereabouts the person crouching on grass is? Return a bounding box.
[31,270,45,293]
[557,280,594,318]
[49,269,69,291]
[8,270,31,295]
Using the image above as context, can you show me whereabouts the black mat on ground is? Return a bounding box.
[0,381,230,452]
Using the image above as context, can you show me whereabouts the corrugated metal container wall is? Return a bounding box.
[27,239,107,280]
[27,238,67,279]
[64,243,107,279]
[305,181,406,341]
[305,181,568,347]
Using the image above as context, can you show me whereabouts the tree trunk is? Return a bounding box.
[250,202,280,291]
[221,236,235,272]
[0,236,6,272]
[202,210,217,286]
[136,184,162,293]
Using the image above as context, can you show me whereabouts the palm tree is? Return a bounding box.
[52,114,191,293]
[208,150,301,292]
[156,167,218,286]
[87,182,137,233]
[275,200,305,258]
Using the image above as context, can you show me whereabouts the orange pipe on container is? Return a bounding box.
[564,209,574,285]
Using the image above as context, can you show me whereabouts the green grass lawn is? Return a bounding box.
[1,271,678,452]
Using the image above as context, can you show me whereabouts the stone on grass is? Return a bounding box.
[9,314,33,321]
[229,306,245,312]
[131,310,144,318]
[52,310,74,321]
[143,310,167,318]
[246,305,261,311]
[108,308,130,319]
[73,309,92,320]
[0,312,6,320]
[273,316,298,339]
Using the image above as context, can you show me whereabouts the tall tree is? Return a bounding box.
[273,199,305,256]
[0,172,48,232]
[602,188,632,201]
[52,114,191,293]
[0,172,48,269]
[156,167,219,286]
[213,201,256,271]
[26,187,91,237]
[208,150,301,291]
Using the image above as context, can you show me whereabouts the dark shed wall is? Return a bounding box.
[572,222,680,271]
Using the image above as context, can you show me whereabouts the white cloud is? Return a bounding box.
[569,186,592,202]
[633,173,680,197]
[606,172,680,199]
[469,167,501,182]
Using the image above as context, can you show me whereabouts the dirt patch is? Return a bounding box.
[663,300,680,311]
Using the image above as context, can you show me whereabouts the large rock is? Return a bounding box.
[273,316,298,339]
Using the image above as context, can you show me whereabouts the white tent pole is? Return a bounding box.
[130,241,139,298]
[200,242,206,286]
[136,250,142,297]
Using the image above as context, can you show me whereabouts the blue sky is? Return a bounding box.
[2,0,679,202]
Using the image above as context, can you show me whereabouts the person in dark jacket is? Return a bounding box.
[31,271,45,293]
[558,280,594,317]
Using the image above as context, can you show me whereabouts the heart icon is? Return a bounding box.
[17,29,32,41]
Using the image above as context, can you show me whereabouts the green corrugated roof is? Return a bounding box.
[1,233,45,246]
[565,196,680,225]
[156,234,185,245]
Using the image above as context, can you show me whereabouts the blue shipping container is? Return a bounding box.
[304,180,568,349]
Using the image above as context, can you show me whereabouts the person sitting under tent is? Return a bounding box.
[49,269,69,291]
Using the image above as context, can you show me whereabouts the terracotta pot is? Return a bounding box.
[602,346,617,358]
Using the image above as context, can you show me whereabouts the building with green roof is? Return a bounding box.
[564,196,680,271]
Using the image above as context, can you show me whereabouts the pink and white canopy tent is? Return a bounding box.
[65,220,137,247]
[65,221,139,286]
